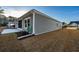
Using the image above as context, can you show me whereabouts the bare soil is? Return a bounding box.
[0,29,79,52]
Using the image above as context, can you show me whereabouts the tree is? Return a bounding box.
[0,7,7,27]
[0,7,4,14]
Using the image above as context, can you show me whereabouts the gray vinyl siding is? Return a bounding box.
[35,13,62,35]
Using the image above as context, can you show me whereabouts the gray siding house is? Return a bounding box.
[16,9,62,36]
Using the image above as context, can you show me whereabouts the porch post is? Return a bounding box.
[32,12,35,34]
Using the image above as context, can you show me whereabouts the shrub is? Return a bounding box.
[0,23,7,27]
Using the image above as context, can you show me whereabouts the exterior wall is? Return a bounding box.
[34,13,62,35]
[16,10,62,35]
[22,14,33,33]
[17,14,33,33]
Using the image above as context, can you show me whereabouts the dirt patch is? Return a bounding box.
[0,29,79,52]
[0,33,17,42]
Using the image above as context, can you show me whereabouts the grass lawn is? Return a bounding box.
[0,29,79,52]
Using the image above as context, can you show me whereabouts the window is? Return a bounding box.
[25,20,27,27]
[18,20,22,28]
[25,19,30,27]
[28,19,30,26]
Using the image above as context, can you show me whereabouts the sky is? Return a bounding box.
[1,6,79,23]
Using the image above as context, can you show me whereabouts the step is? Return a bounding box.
[17,34,34,39]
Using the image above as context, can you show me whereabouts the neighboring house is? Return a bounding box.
[15,9,62,36]
[7,16,18,28]
[0,15,8,25]
[67,21,79,29]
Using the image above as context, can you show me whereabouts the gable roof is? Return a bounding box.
[18,9,61,23]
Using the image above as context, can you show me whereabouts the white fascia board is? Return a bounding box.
[33,9,61,23]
